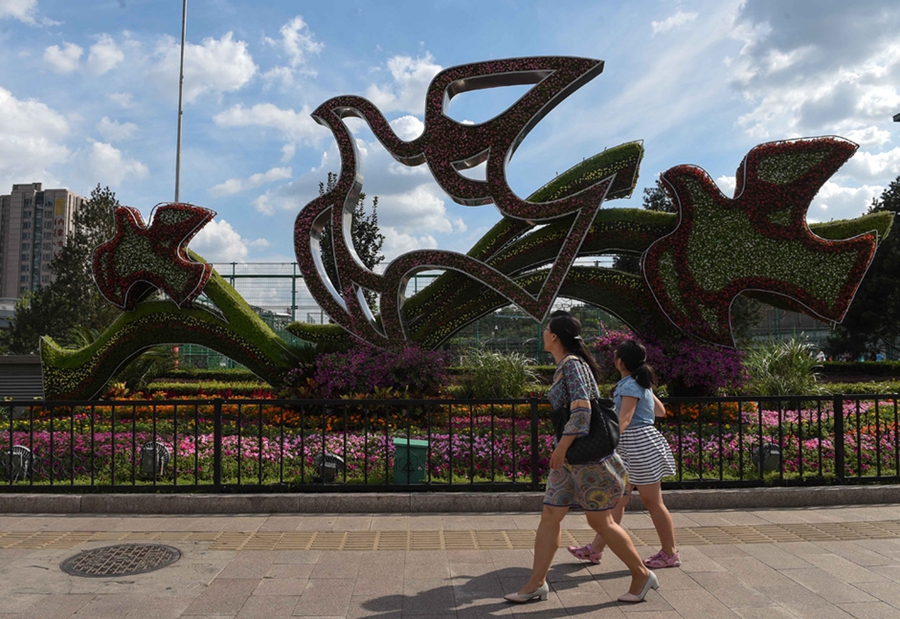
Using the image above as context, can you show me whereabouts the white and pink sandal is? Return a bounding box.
[567,543,603,564]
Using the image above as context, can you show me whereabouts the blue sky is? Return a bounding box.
[1,0,899,270]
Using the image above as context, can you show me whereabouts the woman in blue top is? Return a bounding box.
[505,313,659,605]
[567,339,680,569]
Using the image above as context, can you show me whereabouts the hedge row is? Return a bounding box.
[820,361,900,377]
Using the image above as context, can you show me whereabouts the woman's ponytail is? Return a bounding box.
[615,339,657,389]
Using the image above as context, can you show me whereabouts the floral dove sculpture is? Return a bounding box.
[92,203,215,309]
[296,56,639,347]
[642,137,878,346]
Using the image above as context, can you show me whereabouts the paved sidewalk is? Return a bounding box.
[1,504,900,618]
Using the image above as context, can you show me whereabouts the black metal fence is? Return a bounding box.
[1,393,898,492]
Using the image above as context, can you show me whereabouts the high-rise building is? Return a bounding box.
[0,182,84,298]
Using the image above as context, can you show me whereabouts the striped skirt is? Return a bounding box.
[616,425,676,485]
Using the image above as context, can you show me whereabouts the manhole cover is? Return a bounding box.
[60,544,181,577]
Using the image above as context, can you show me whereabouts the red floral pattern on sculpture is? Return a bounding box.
[642,137,877,346]
[93,203,215,310]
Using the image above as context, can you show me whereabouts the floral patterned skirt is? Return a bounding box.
[543,454,630,511]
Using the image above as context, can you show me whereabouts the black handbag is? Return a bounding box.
[550,397,620,464]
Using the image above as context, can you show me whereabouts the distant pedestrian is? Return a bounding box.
[567,339,680,569]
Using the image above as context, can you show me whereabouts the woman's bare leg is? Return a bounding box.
[584,509,650,595]
[519,504,569,593]
[588,492,630,552]
[636,482,676,555]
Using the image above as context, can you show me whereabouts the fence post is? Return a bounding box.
[213,399,223,490]
[530,398,540,490]
[833,394,844,482]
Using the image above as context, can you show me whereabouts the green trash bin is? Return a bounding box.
[392,438,428,484]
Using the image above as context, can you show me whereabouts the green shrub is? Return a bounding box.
[821,361,900,377]
[821,380,900,395]
[743,338,825,396]
[457,348,539,399]
[159,368,260,382]
[146,380,271,397]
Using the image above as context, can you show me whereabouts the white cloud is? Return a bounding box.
[87,34,124,75]
[150,32,257,103]
[43,42,83,73]
[729,3,900,138]
[364,53,442,114]
[96,117,137,141]
[213,103,319,147]
[842,147,900,180]
[0,0,37,24]
[377,184,453,234]
[264,15,322,70]
[843,126,891,147]
[0,87,70,188]
[210,166,292,197]
[651,11,699,35]
[809,181,882,222]
[252,194,274,215]
[109,92,134,108]
[715,175,737,196]
[390,115,424,141]
[79,140,149,186]
[249,238,270,248]
[190,218,249,263]
[380,227,438,262]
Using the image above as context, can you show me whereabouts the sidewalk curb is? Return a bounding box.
[1,485,899,514]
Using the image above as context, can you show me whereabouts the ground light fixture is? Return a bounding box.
[140,442,170,479]
[752,442,782,474]
[313,453,345,483]
[0,445,32,482]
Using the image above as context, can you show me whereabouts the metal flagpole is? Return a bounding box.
[174,0,188,203]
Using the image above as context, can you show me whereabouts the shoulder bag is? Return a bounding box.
[550,397,620,464]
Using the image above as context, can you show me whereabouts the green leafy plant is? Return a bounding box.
[457,348,539,399]
[743,338,825,396]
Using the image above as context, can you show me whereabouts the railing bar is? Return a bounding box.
[172,403,179,487]
[278,404,285,485]
[110,405,115,487]
[490,403,496,484]
[194,403,200,486]
[875,398,882,478]
[855,398,862,479]
[796,399,803,481]
[342,404,348,484]
[258,403,264,486]
[717,400,724,482]
[90,404,95,486]
[131,404,138,486]
[363,403,369,485]
[237,403,243,486]
[469,403,475,486]
[69,405,75,486]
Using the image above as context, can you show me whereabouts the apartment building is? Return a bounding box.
[0,182,84,298]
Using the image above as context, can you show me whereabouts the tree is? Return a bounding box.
[2,185,120,354]
[828,176,900,358]
[317,172,385,308]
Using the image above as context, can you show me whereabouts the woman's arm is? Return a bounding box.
[652,392,666,418]
[550,435,575,470]
[618,396,638,433]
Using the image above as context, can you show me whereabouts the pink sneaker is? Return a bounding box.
[567,543,603,564]
[643,549,681,568]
